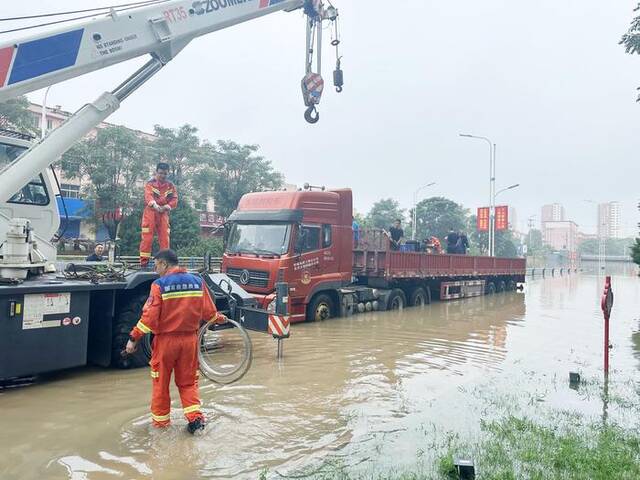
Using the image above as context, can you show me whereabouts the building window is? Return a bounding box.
[47,119,53,130]
[31,115,40,128]
[60,183,81,199]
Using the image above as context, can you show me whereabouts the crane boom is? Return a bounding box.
[0,0,338,207]
[0,0,303,102]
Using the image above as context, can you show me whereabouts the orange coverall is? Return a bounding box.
[129,267,224,427]
[139,179,178,265]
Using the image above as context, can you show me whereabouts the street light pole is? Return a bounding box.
[493,183,520,256]
[412,181,436,240]
[41,86,52,139]
[460,133,494,255]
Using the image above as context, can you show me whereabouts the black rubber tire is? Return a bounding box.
[112,291,152,369]
[306,293,335,322]
[486,282,496,295]
[497,280,507,293]
[409,287,430,307]
[507,280,517,291]
[387,289,407,310]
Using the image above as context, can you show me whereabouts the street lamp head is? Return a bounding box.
[507,183,520,190]
[459,133,473,137]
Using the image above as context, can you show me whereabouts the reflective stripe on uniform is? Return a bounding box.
[161,291,203,300]
[151,412,170,422]
[141,227,150,233]
[136,321,152,334]
[140,251,152,258]
[151,188,161,195]
[150,370,159,378]
[164,190,173,196]
[183,404,201,414]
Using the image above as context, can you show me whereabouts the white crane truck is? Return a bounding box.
[0,0,341,381]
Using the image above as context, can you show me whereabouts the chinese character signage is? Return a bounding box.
[495,205,509,231]
[477,207,490,231]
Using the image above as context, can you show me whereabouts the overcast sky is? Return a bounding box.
[1,1,639,235]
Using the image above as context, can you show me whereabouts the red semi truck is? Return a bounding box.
[222,188,526,322]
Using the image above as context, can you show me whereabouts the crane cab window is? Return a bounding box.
[295,225,321,253]
[0,142,50,206]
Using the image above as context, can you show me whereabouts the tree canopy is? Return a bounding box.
[366,198,405,229]
[621,4,640,100]
[413,196,468,242]
[0,96,37,135]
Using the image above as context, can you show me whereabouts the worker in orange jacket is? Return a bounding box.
[139,162,178,266]
[125,249,226,434]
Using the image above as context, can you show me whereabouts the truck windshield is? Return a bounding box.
[226,223,291,256]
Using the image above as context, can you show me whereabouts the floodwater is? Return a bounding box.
[1,270,640,479]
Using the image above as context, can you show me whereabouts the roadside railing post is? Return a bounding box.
[273,282,290,360]
[601,276,613,376]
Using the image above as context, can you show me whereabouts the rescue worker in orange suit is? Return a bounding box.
[125,249,226,434]
[139,162,178,267]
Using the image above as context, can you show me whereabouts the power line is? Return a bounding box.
[0,0,170,35]
[0,0,167,21]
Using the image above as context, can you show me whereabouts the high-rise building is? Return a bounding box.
[543,220,578,252]
[508,206,518,232]
[541,203,565,223]
[597,202,621,239]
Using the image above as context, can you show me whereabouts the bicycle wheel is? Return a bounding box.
[198,318,253,384]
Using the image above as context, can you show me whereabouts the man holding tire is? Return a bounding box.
[125,249,226,434]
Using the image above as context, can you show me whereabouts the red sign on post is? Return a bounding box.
[495,205,509,231]
[477,207,490,232]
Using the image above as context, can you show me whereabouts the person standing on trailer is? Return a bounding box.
[139,163,178,266]
[446,230,459,254]
[125,249,227,434]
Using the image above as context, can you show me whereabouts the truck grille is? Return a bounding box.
[226,268,270,288]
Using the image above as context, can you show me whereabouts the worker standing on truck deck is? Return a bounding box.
[387,219,404,250]
[446,230,459,254]
[139,163,178,267]
[125,249,226,434]
[86,243,104,261]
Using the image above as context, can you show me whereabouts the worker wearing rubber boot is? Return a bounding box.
[139,162,178,267]
[125,249,226,434]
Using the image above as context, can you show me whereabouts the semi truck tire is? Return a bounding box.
[486,282,496,295]
[112,292,152,369]
[507,280,516,291]
[307,293,335,322]
[497,280,506,293]
[387,289,406,310]
[409,287,430,307]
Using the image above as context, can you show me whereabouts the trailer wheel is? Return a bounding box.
[307,293,335,322]
[507,280,516,291]
[112,292,152,369]
[486,282,496,295]
[409,287,430,307]
[497,280,506,293]
[387,289,407,310]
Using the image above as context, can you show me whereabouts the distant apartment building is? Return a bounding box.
[597,201,621,239]
[543,220,578,252]
[541,203,565,223]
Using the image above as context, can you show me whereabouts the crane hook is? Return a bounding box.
[304,105,320,124]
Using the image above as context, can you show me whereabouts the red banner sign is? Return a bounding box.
[495,205,509,231]
[477,207,490,232]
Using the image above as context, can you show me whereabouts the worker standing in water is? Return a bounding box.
[139,163,177,267]
[126,249,227,434]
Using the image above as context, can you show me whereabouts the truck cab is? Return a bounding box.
[0,129,59,263]
[222,188,354,322]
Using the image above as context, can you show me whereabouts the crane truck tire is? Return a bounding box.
[497,280,506,293]
[409,287,430,307]
[486,282,496,295]
[387,289,407,310]
[307,293,335,322]
[112,291,152,369]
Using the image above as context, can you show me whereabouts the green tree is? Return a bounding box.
[0,96,37,135]
[412,196,468,242]
[199,140,284,217]
[621,4,640,101]
[631,238,640,266]
[578,237,634,256]
[366,198,405,229]
[152,124,201,190]
[60,126,152,237]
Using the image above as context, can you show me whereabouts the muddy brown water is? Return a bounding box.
[1,272,639,479]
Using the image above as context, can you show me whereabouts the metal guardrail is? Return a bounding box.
[58,255,223,272]
[526,267,580,277]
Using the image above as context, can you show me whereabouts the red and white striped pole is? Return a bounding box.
[600,276,613,376]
